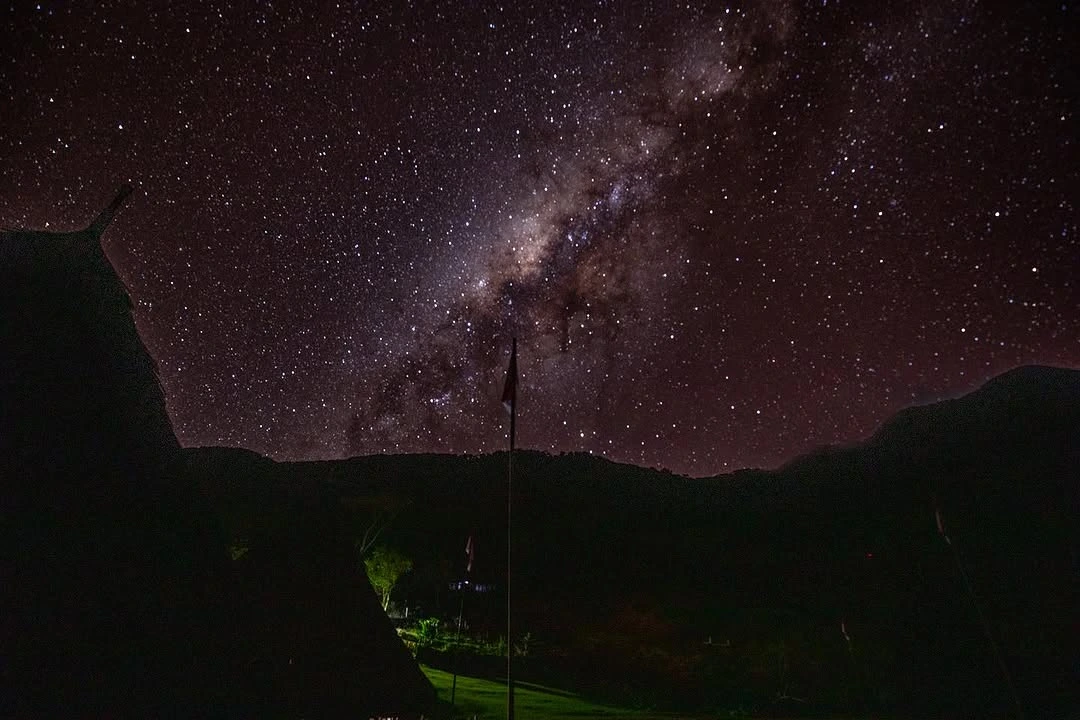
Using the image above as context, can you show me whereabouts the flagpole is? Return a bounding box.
[507,435,515,720]
[935,500,1025,720]
[503,338,517,720]
[450,584,463,706]
[451,535,473,708]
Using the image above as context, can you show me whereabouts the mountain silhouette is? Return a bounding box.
[4,190,1073,717]
[185,364,1078,717]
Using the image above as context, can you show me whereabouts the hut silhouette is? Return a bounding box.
[1,188,433,716]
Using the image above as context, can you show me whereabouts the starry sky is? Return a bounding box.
[2,1,1076,476]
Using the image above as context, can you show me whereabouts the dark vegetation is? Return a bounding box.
[188,365,1079,719]
[2,191,1077,717]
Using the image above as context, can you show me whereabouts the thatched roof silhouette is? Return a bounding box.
[1,185,175,474]
[1,188,433,716]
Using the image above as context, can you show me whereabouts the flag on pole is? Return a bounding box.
[465,535,475,574]
[501,337,518,720]
[502,338,517,414]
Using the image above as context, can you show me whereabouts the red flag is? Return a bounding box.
[465,535,475,574]
[501,338,517,414]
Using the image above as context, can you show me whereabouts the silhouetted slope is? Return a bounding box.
[751,365,1079,716]
[187,364,1079,717]
[184,447,436,716]
[861,364,1079,471]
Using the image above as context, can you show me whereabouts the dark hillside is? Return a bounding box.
[188,365,1079,717]
[10,188,1069,715]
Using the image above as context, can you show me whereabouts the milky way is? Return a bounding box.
[2,2,1076,475]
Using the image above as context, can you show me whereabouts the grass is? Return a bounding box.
[422,666,882,720]
[421,666,702,719]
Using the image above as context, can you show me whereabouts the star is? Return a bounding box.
[1,1,1076,475]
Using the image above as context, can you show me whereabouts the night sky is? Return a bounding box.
[2,1,1076,476]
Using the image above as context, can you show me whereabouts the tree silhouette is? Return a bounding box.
[364,546,413,612]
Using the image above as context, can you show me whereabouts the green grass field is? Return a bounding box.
[421,666,702,720]
[422,667,881,720]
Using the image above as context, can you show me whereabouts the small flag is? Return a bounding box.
[465,535,475,574]
[502,338,517,414]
